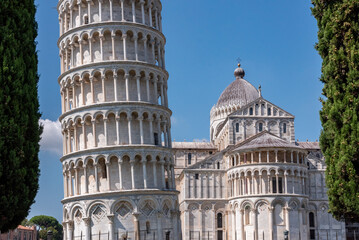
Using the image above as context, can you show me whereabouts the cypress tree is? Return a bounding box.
[0,0,42,231]
[312,0,359,222]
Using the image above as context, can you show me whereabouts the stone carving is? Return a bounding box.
[116,202,132,218]
[141,201,155,216]
[91,205,106,223]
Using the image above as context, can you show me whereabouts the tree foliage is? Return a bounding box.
[21,218,34,227]
[29,215,63,240]
[0,0,42,232]
[312,0,359,222]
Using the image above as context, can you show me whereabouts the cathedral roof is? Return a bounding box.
[216,65,259,108]
[172,141,216,150]
[297,141,320,150]
[231,131,303,151]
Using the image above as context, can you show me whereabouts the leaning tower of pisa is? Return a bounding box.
[57,1,180,239]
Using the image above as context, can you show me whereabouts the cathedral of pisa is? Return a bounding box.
[57,0,347,239]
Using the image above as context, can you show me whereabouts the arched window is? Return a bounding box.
[268,107,271,116]
[217,162,220,169]
[99,160,107,179]
[232,158,235,167]
[259,123,263,132]
[165,231,171,240]
[245,206,251,225]
[235,123,239,132]
[309,212,315,227]
[188,153,192,165]
[309,212,315,239]
[217,213,223,228]
[249,107,253,115]
[283,123,287,133]
[84,15,89,24]
[154,133,159,145]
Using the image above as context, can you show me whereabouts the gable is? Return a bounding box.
[229,97,295,118]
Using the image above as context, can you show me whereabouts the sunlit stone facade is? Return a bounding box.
[174,66,347,240]
[56,0,348,239]
[57,0,180,239]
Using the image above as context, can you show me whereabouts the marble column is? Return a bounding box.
[149,118,154,144]
[67,221,74,240]
[269,207,274,240]
[107,215,115,240]
[111,35,116,60]
[120,0,125,21]
[106,162,111,190]
[136,75,141,101]
[142,159,147,188]
[113,74,118,101]
[139,0,145,23]
[62,222,67,240]
[130,160,135,189]
[118,159,123,189]
[253,209,258,240]
[63,172,68,197]
[122,34,127,60]
[133,212,140,240]
[125,74,130,101]
[160,160,165,189]
[152,160,158,188]
[128,116,132,144]
[157,211,163,240]
[84,218,91,240]
[84,165,88,193]
[94,164,99,192]
[285,207,291,231]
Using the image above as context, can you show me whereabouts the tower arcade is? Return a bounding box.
[57,0,180,239]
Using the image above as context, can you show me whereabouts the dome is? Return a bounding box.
[216,65,259,108]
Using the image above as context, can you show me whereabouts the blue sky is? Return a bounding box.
[30,0,322,221]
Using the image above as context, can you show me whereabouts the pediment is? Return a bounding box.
[229,97,294,118]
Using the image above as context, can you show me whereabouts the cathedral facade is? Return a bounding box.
[57,0,347,239]
[173,64,347,240]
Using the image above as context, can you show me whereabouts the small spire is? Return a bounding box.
[258,85,262,97]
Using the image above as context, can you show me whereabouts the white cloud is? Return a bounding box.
[171,116,178,125]
[39,119,62,155]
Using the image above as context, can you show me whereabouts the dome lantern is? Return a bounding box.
[234,63,245,79]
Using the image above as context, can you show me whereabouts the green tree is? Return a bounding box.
[312,0,359,222]
[29,216,63,240]
[21,218,34,227]
[0,0,42,232]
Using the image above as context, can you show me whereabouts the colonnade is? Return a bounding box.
[62,112,171,155]
[59,0,162,35]
[59,30,165,73]
[229,150,306,167]
[63,204,179,240]
[230,203,297,240]
[228,169,308,197]
[63,155,176,197]
[183,172,225,199]
[61,71,168,113]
